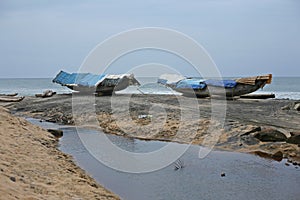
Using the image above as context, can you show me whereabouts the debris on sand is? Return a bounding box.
[35,90,56,98]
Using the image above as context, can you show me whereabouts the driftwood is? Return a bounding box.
[0,96,25,102]
[240,93,275,99]
[35,90,56,98]
[0,93,18,97]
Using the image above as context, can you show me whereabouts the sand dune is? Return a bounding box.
[0,106,119,200]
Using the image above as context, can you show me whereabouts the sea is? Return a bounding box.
[0,77,299,100]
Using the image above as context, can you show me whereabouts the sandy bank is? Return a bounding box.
[0,106,119,200]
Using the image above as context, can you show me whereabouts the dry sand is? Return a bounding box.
[0,106,119,200]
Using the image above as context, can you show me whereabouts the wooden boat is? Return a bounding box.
[158,74,272,98]
[53,70,140,95]
[0,93,18,97]
[0,96,25,102]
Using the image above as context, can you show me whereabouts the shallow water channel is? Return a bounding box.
[29,118,300,200]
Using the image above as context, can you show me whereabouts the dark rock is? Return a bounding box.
[253,151,282,162]
[271,151,283,161]
[31,109,43,113]
[241,135,260,145]
[240,127,262,136]
[46,118,57,123]
[221,172,225,177]
[292,162,298,166]
[290,132,300,137]
[254,151,272,159]
[254,129,287,142]
[285,163,290,166]
[10,177,16,182]
[90,183,98,188]
[286,135,300,145]
[47,129,63,138]
[227,135,239,143]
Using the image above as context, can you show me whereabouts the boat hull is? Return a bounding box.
[67,76,134,95]
[53,70,140,96]
[173,80,267,98]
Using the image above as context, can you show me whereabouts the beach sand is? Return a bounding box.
[0,106,119,200]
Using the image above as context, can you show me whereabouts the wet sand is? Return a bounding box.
[0,106,119,199]
[4,93,300,164]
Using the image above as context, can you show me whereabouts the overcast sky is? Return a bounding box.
[0,0,299,78]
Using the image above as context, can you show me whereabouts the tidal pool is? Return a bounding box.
[29,118,300,200]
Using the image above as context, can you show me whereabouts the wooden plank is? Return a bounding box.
[235,74,272,85]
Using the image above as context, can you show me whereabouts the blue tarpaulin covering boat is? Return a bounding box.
[205,79,237,88]
[176,78,207,90]
[53,70,140,95]
[52,71,106,87]
[158,74,272,97]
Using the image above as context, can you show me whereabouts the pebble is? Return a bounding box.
[10,176,16,182]
[285,163,290,166]
[292,162,298,166]
[221,172,226,177]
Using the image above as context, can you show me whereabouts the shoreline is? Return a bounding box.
[0,106,119,199]
[3,94,300,164]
